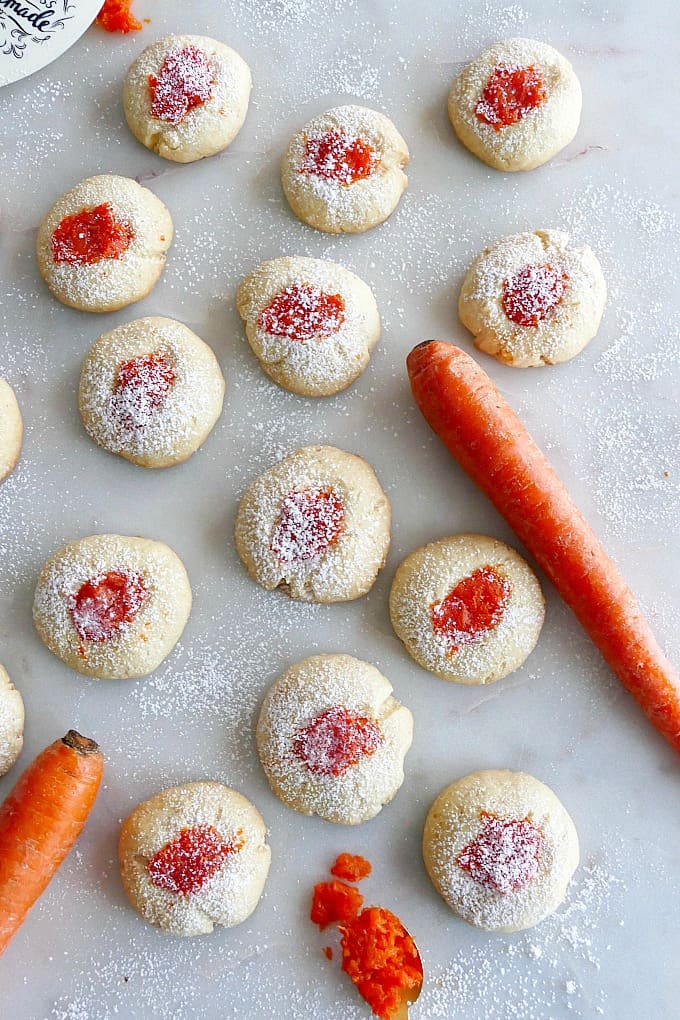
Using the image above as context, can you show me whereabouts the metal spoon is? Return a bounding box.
[388,926,424,1020]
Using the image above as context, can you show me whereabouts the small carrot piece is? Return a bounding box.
[0,730,104,956]
[407,341,680,753]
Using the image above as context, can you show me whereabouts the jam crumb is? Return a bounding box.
[96,0,142,33]
[331,853,372,883]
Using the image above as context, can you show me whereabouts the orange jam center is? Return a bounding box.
[258,284,346,342]
[149,45,214,125]
[68,570,148,643]
[475,64,547,130]
[109,351,176,430]
[299,130,378,185]
[502,263,569,327]
[340,906,423,1020]
[311,880,364,929]
[430,566,512,653]
[51,203,134,266]
[270,487,345,563]
[456,812,544,894]
[95,0,142,33]
[148,824,243,896]
[292,705,383,777]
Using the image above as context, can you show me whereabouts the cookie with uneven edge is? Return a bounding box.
[281,105,409,234]
[119,782,271,937]
[36,175,173,313]
[256,654,413,825]
[423,770,579,932]
[459,230,607,367]
[389,534,544,685]
[123,34,252,164]
[79,316,225,468]
[448,38,582,172]
[0,378,22,483]
[235,445,391,603]
[237,256,380,396]
[0,663,24,777]
[33,534,191,680]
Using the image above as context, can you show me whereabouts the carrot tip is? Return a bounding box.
[62,730,100,755]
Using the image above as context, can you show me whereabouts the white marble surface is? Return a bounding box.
[1,1,679,1018]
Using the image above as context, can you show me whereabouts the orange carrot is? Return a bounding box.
[407,341,680,753]
[0,730,104,956]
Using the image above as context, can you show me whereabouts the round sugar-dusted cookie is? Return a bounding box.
[119,781,271,936]
[123,34,252,164]
[423,770,579,932]
[236,257,380,396]
[389,534,544,685]
[0,664,24,777]
[459,230,606,367]
[256,654,413,825]
[0,379,22,483]
[281,105,409,234]
[33,534,191,679]
[235,445,391,603]
[79,316,225,468]
[36,175,173,313]
[448,38,582,172]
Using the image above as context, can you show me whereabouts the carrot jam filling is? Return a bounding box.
[96,0,142,33]
[149,46,215,125]
[148,825,243,896]
[331,853,372,882]
[68,570,148,643]
[311,880,364,929]
[292,706,383,777]
[109,351,176,429]
[475,64,547,130]
[257,284,346,342]
[430,566,512,653]
[456,812,544,895]
[299,130,379,185]
[340,907,423,1020]
[270,487,345,564]
[51,203,134,266]
[502,263,569,327]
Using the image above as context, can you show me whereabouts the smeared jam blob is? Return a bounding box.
[51,203,134,266]
[258,284,346,342]
[299,130,378,185]
[456,812,544,894]
[311,879,364,929]
[431,566,512,653]
[270,487,345,564]
[149,46,214,125]
[109,351,177,430]
[293,706,383,777]
[148,824,243,896]
[96,0,142,33]
[331,853,372,882]
[339,906,423,1020]
[475,64,547,131]
[68,570,148,643]
[502,263,569,327]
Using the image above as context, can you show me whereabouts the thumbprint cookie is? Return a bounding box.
[423,770,579,931]
[389,534,544,684]
[119,782,271,936]
[36,175,173,313]
[0,664,24,777]
[448,38,581,172]
[33,534,191,679]
[79,316,225,468]
[281,105,408,233]
[123,34,252,163]
[256,654,413,825]
[459,230,606,367]
[235,445,390,603]
[237,256,380,396]
[0,379,22,483]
